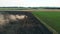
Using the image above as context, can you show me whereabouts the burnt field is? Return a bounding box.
[0,11,52,34]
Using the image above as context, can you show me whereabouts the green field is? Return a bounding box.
[32,11,60,34]
[0,7,32,11]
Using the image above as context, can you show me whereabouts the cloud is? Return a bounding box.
[0,0,60,7]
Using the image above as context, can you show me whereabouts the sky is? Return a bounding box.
[0,0,60,7]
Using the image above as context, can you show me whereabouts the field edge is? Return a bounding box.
[33,14,58,34]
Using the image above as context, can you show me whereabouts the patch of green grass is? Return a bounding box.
[0,8,31,10]
[32,11,60,34]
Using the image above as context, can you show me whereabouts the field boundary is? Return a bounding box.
[33,14,58,34]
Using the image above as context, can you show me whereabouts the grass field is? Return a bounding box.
[32,11,60,34]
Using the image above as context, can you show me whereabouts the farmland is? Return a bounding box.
[0,11,53,34]
[0,7,59,34]
[32,11,60,34]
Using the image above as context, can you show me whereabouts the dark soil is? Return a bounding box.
[0,11,53,34]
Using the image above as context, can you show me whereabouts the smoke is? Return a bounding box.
[0,13,28,26]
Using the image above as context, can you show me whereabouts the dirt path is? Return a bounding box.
[0,11,53,34]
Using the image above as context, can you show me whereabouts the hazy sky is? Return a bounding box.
[0,0,60,7]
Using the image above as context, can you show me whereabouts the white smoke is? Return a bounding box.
[0,14,28,26]
[16,15,27,20]
[0,14,7,26]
